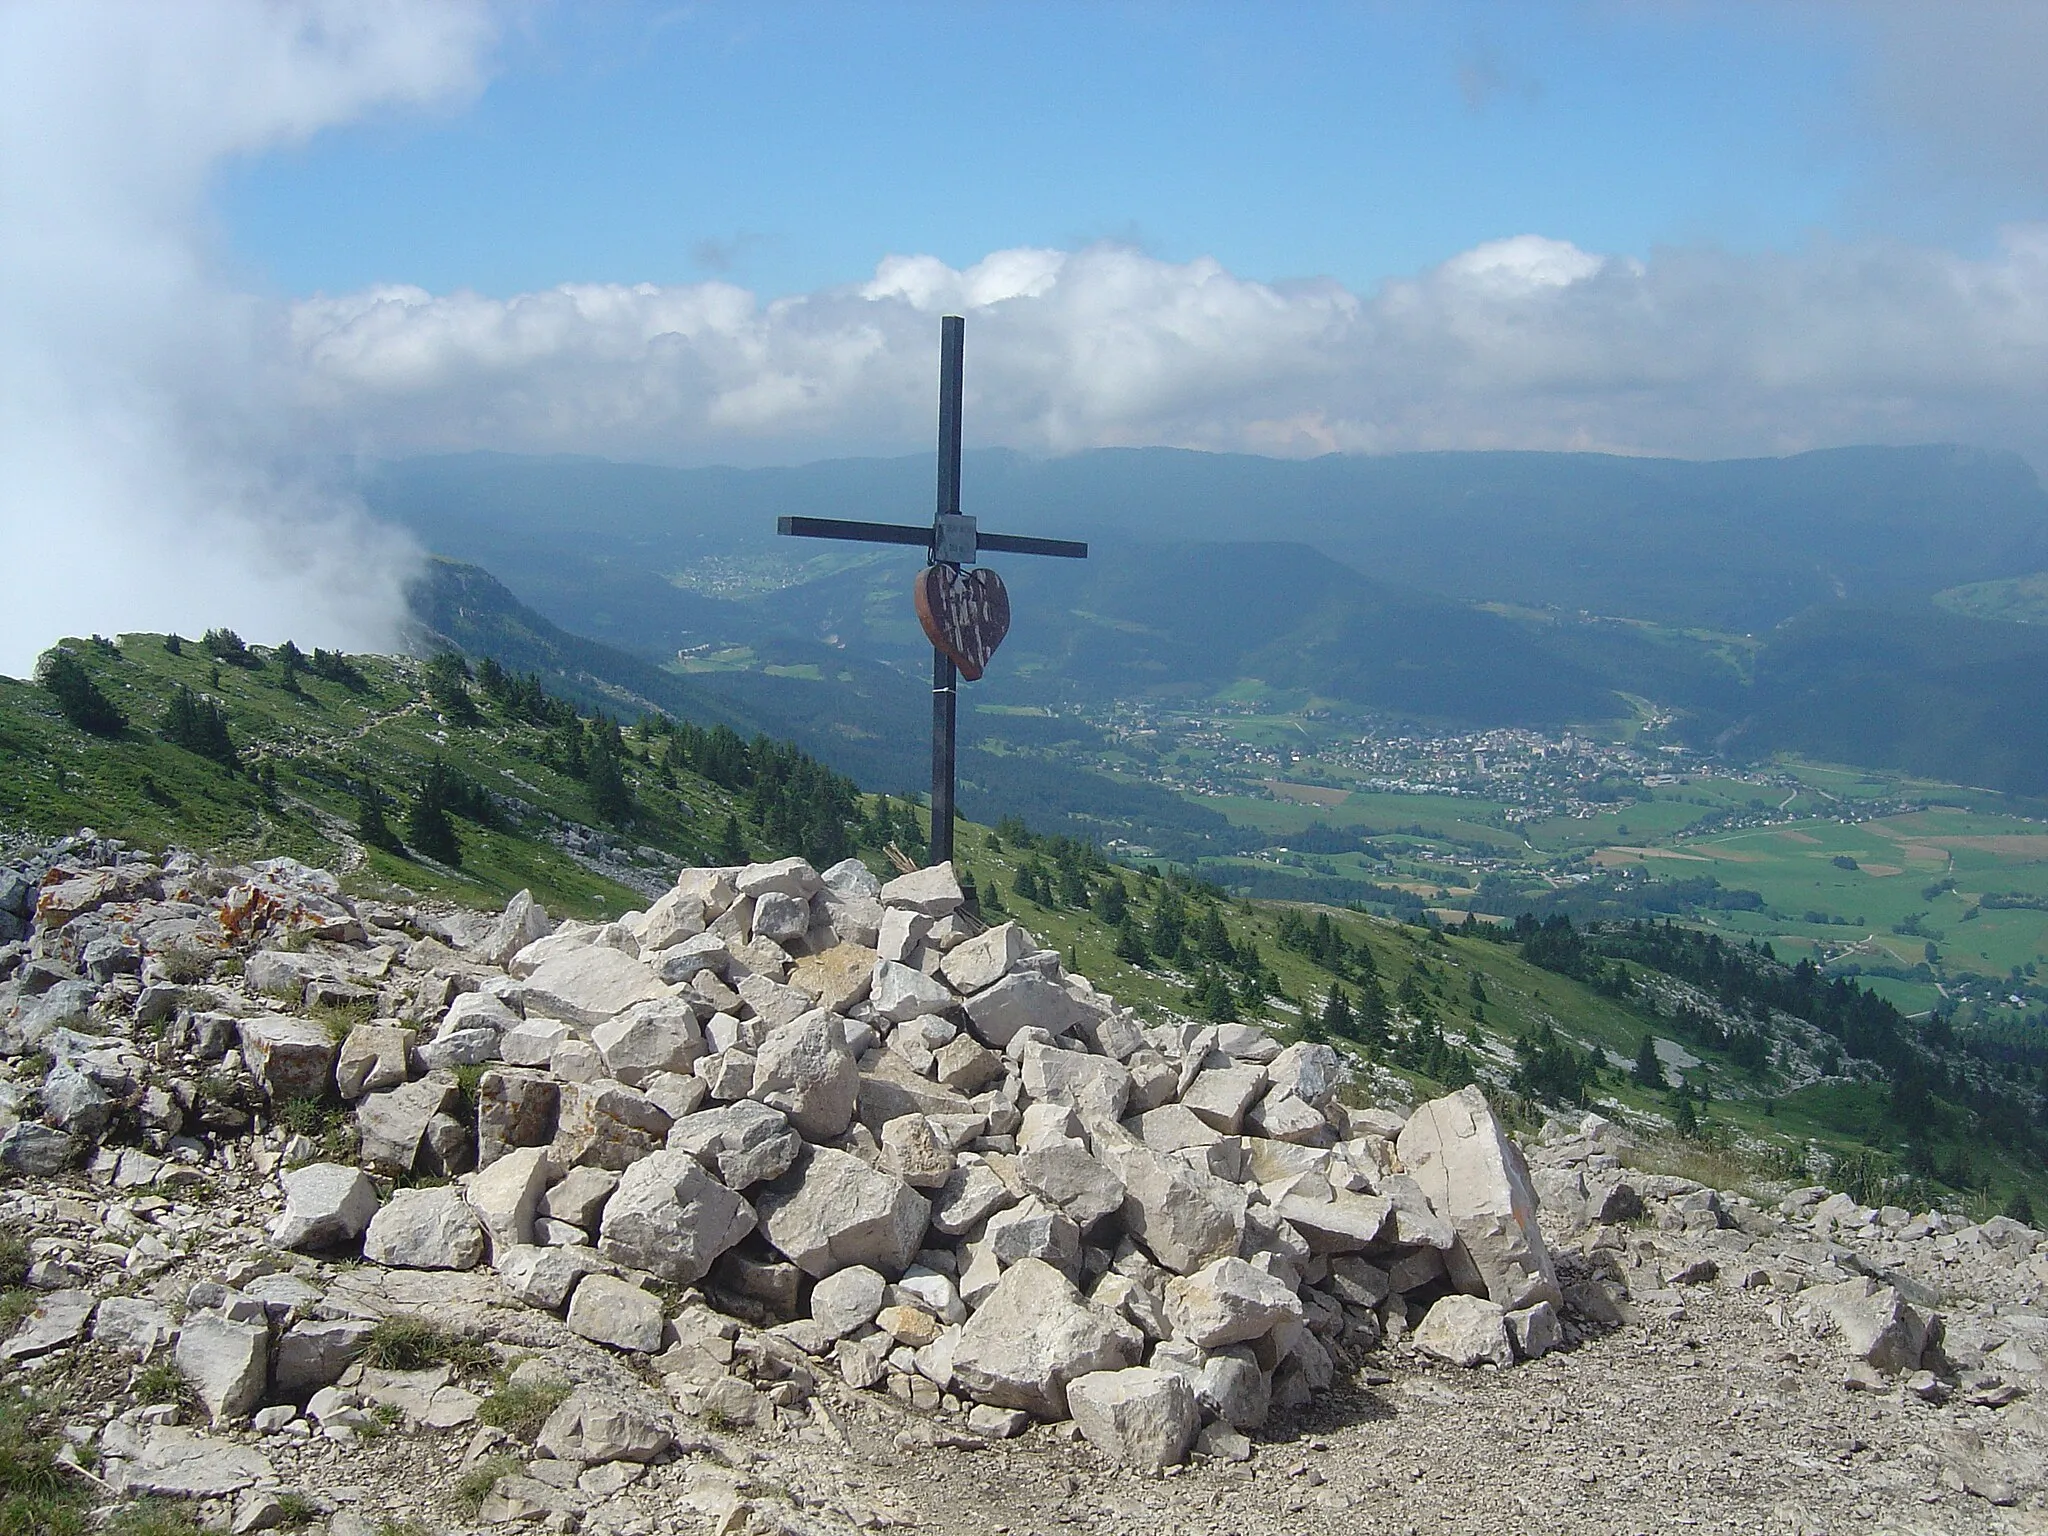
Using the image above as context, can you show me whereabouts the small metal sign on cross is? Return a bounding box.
[777,315,1087,866]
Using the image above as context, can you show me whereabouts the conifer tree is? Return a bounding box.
[1633,1033,1666,1089]
[406,760,461,865]
[1321,985,1354,1040]
[716,813,747,865]
[35,649,126,736]
[355,780,402,853]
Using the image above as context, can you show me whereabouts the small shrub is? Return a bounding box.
[0,1292,39,1330]
[153,948,213,986]
[0,1230,30,1289]
[275,1099,329,1137]
[477,1379,569,1440]
[131,1359,189,1407]
[453,1455,523,1515]
[307,998,374,1041]
[105,1498,203,1536]
[0,1390,90,1536]
[272,1494,321,1530]
[362,1317,492,1375]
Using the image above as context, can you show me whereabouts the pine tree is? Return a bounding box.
[35,649,126,736]
[1320,986,1354,1041]
[1633,1033,1666,1089]
[406,760,461,865]
[1114,917,1149,965]
[159,685,238,770]
[716,813,747,865]
[355,780,401,853]
[585,738,634,826]
[1673,1095,1699,1137]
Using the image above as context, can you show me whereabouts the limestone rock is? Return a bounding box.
[177,1312,269,1422]
[537,1386,675,1462]
[334,1023,415,1098]
[870,959,955,1023]
[237,1015,335,1101]
[356,1076,456,1174]
[1018,1038,1130,1117]
[1164,1256,1304,1347]
[517,946,668,1028]
[538,1164,618,1229]
[1803,1278,1934,1374]
[1180,1065,1269,1134]
[1397,1086,1561,1310]
[362,1185,487,1270]
[1096,1134,1246,1275]
[552,1079,673,1170]
[1016,1141,1126,1228]
[810,1265,888,1338]
[476,1067,560,1167]
[273,1319,376,1397]
[880,863,963,916]
[879,1113,955,1188]
[750,1010,860,1140]
[938,922,1027,995]
[592,999,704,1086]
[497,1244,608,1311]
[1413,1293,1514,1368]
[736,857,823,900]
[667,1101,802,1190]
[468,1145,555,1260]
[1267,1041,1343,1107]
[1506,1300,1562,1360]
[963,972,1085,1048]
[479,889,555,967]
[756,1144,932,1278]
[271,1162,379,1251]
[1066,1367,1201,1470]
[0,1289,94,1360]
[565,1274,666,1353]
[950,1257,1136,1419]
[597,1149,756,1284]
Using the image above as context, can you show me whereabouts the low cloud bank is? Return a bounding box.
[0,0,493,677]
[291,230,2048,472]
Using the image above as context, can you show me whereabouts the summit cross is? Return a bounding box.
[777,315,1087,867]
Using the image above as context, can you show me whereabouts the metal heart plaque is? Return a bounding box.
[914,563,1010,682]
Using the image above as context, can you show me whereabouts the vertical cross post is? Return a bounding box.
[930,316,965,866]
[775,316,1085,871]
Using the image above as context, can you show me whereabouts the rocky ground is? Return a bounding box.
[0,833,2041,1536]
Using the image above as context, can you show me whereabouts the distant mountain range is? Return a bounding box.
[372,445,2048,799]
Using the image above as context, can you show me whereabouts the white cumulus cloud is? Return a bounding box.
[285,231,2048,469]
[0,0,495,677]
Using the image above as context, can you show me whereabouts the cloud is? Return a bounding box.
[283,229,2048,471]
[0,0,495,677]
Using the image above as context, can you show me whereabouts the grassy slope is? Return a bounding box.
[5,634,2038,1213]
[0,635,742,918]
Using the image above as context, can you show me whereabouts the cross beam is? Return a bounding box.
[776,315,1087,867]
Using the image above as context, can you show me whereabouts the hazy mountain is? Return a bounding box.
[366,442,2048,635]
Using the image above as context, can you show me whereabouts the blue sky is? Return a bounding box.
[218,2,1889,301]
[11,1,2048,666]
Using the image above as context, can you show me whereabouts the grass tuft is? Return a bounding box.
[476,1379,569,1439]
[104,1499,203,1536]
[362,1316,493,1375]
[131,1359,190,1408]
[0,1390,90,1536]
[272,1492,321,1529]
[452,1455,523,1515]
[0,1230,30,1290]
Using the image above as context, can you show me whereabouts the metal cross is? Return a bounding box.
[777,315,1087,866]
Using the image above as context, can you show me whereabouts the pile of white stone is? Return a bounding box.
[5,846,1576,1471]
